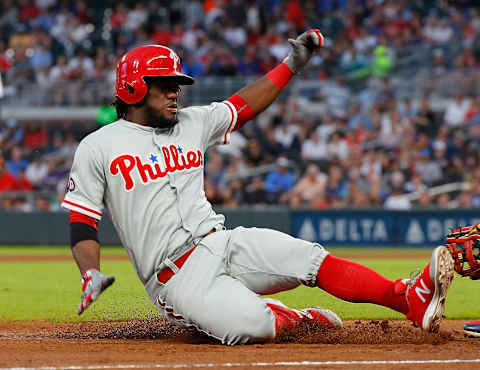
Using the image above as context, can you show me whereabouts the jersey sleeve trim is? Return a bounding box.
[62,199,102,220]
[220,100,238,144]
[70,210,99,230]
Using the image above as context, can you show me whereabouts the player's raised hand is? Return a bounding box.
[77,269,115,315]
[283,29,324,73]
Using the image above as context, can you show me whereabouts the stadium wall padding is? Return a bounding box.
[0,209,479,246]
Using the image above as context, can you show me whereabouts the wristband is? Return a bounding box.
[266,63,295,90]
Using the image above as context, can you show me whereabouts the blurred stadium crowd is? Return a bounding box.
[0,0,479,211]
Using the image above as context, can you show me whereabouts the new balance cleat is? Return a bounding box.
[405,246,454,332]
[300,307,343,328]
[264,297,342,329]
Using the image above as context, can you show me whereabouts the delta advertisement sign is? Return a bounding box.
[291,210,480,247]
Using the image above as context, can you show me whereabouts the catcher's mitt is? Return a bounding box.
[446,222,480,280]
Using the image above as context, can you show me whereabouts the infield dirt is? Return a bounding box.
[1,319,478,369]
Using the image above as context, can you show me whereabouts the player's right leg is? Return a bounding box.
[149,230,341,345]
[150,233,277,345]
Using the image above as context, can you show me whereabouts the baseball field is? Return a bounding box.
[1,246,480,369]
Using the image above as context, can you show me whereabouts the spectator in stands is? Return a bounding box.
[465,96,480,124]
[412,97,438,137]
[416,191,433,208]
[415,150,443,186]
[12,196,33,212]
[243,138,267,167]
[273,119,301,153]
[15,169,33,191]
[222,178,245,208]
[436,193,452,208]
[384,171,411,210]
[265,157,295,203]
[470,180,480,208]
[25,154,48,189]
[244,176,268,205]
[326,164,349,206]
[286,163,326,207]
[371,45,393,78]
[1,197,14,211]
[0,154,16,192]
[455,191,471,208]
[405,173,427,194]
[6,146,29,178]
[1,0,480,212]
[23,122,48,152]
[35,194,51,211]
[301,131,328,162]
[444,92,471,127]
[326,131,349,161]
[423,16,454,44]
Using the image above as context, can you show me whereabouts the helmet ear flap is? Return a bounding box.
[120,78,148,104]
[125,82,134,94]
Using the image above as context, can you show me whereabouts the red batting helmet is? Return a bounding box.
[116,45,194,104]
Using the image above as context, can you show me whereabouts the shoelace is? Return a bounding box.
[407,268,422,288]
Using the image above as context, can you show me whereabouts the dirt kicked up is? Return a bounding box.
[1,319,479,369]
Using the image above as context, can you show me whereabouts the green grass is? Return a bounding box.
[0,246,479,321]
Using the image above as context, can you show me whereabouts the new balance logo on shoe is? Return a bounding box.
[414,279,431,303]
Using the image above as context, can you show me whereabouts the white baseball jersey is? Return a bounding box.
[62,101,238,284]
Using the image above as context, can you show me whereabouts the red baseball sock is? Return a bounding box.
[316,254,408,314]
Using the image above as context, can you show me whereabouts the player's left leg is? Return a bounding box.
[227,226,406,312]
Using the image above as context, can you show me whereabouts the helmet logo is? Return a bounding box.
[169,50,179,71]
[146,50,180,71]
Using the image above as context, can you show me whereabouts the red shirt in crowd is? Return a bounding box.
[286,0,306,30]
[24,127,48,150]
[15,176,34,191]
[0,171,17,192]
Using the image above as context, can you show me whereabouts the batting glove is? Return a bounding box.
[283,29,324,73]
[77,269,115,315]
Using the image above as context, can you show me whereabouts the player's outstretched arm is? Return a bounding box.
[72,240,115,315]
[70,211,115,315]
[227,29,324,127]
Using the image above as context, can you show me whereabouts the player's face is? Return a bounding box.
[144,79,181,129]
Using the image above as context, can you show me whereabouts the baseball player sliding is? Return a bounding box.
[62,30,455,345]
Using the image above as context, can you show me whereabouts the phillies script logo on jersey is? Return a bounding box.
[110,144,203,191]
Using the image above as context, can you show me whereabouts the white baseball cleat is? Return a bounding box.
[299,307,343,328]
[405,246,454,332]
